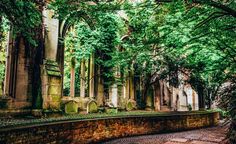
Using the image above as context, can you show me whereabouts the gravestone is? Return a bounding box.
[86,100,98,113]
[126,100,136,111]
[65,101,78,114]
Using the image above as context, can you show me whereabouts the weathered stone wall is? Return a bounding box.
[0,112,219,144]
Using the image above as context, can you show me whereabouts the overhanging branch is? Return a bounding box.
[155,0,236,18]
[192,0,236,18]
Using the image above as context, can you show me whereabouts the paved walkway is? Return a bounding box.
[104,124,228,144]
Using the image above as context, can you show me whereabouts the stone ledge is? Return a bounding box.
[0,111,219,144]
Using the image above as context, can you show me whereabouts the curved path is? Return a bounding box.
[104,124,228,144]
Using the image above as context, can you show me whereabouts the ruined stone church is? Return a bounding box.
[0,3,201,114]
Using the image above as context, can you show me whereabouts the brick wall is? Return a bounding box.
[0,112,219,144]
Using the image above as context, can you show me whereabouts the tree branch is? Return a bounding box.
[191,0,236,18]
[155,0,236,18]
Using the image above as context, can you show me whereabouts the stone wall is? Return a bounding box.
[0,112,219,144]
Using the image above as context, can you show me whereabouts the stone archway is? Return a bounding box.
[56,12,101,111]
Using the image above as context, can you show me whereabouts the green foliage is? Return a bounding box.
[0,17,9,92]
[0,0,42,46]
[49,1,236,141]
[105,108,118,114]
[62,13,123,95]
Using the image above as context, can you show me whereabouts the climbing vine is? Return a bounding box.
[0,17,9,95]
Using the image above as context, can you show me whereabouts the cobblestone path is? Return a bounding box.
[104,125,228,144]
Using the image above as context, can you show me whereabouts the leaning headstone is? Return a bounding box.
[65,101,78,114]
[126,100,135,111]
[86,100,98,113]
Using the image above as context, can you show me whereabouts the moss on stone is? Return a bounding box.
[65,101,79,114]
[47,71,61,77]
[44,60,61,77]
[126,101,134,111]
[105,108,118,114]
[51,95,61,102]
[87,101,98,113]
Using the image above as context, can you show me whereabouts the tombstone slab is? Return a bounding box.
[65,101,78,114]
[86,100,98,113]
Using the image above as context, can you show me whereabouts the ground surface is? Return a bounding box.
[104,123,228,144]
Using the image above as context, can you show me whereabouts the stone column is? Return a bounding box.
[192,89,195,110]
[70,58,75,98]
[146,86,154,110]
[96,66,104,106]
[3,31,11,97]
[109,84,117,107]
[129,70,135,100]
[192,90,199,110]
[43,9,59,61]
[125,76,130,99]
[110,67,119,107]
[89,53,94,98]
[160,81,164,106]
[41,8,62,110]
[15,38,29,102]
[154,81,161,111]
[178,84,188,111]
[185,85,193,110]
[80,59,85,98]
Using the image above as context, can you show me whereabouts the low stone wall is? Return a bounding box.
[0,112,219,144]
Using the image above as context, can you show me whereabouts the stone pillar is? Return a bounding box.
[168,84,174,110]
[154,81,161,111]
[43,9,59,61]
[109,67,121,107]
[108,85,115,107]
[160,81,164,106]
[146,86,154,110]
[3,31,11,97]
[178,85,188,111]
[15,38,29,102]
[80,59,85,98]
[96,66,104,106]
[70,58,75,98]
[116,68,123,108]
[129,70,135,100]
[41,8,62,110]
[2,28,33,109]
[172,87,178,111]
[192,90,199,110]
[125,76,129,99]
[192,89,195,110]
[118,82,124,107]
[89,53,94,98]
[185,85,193,110]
